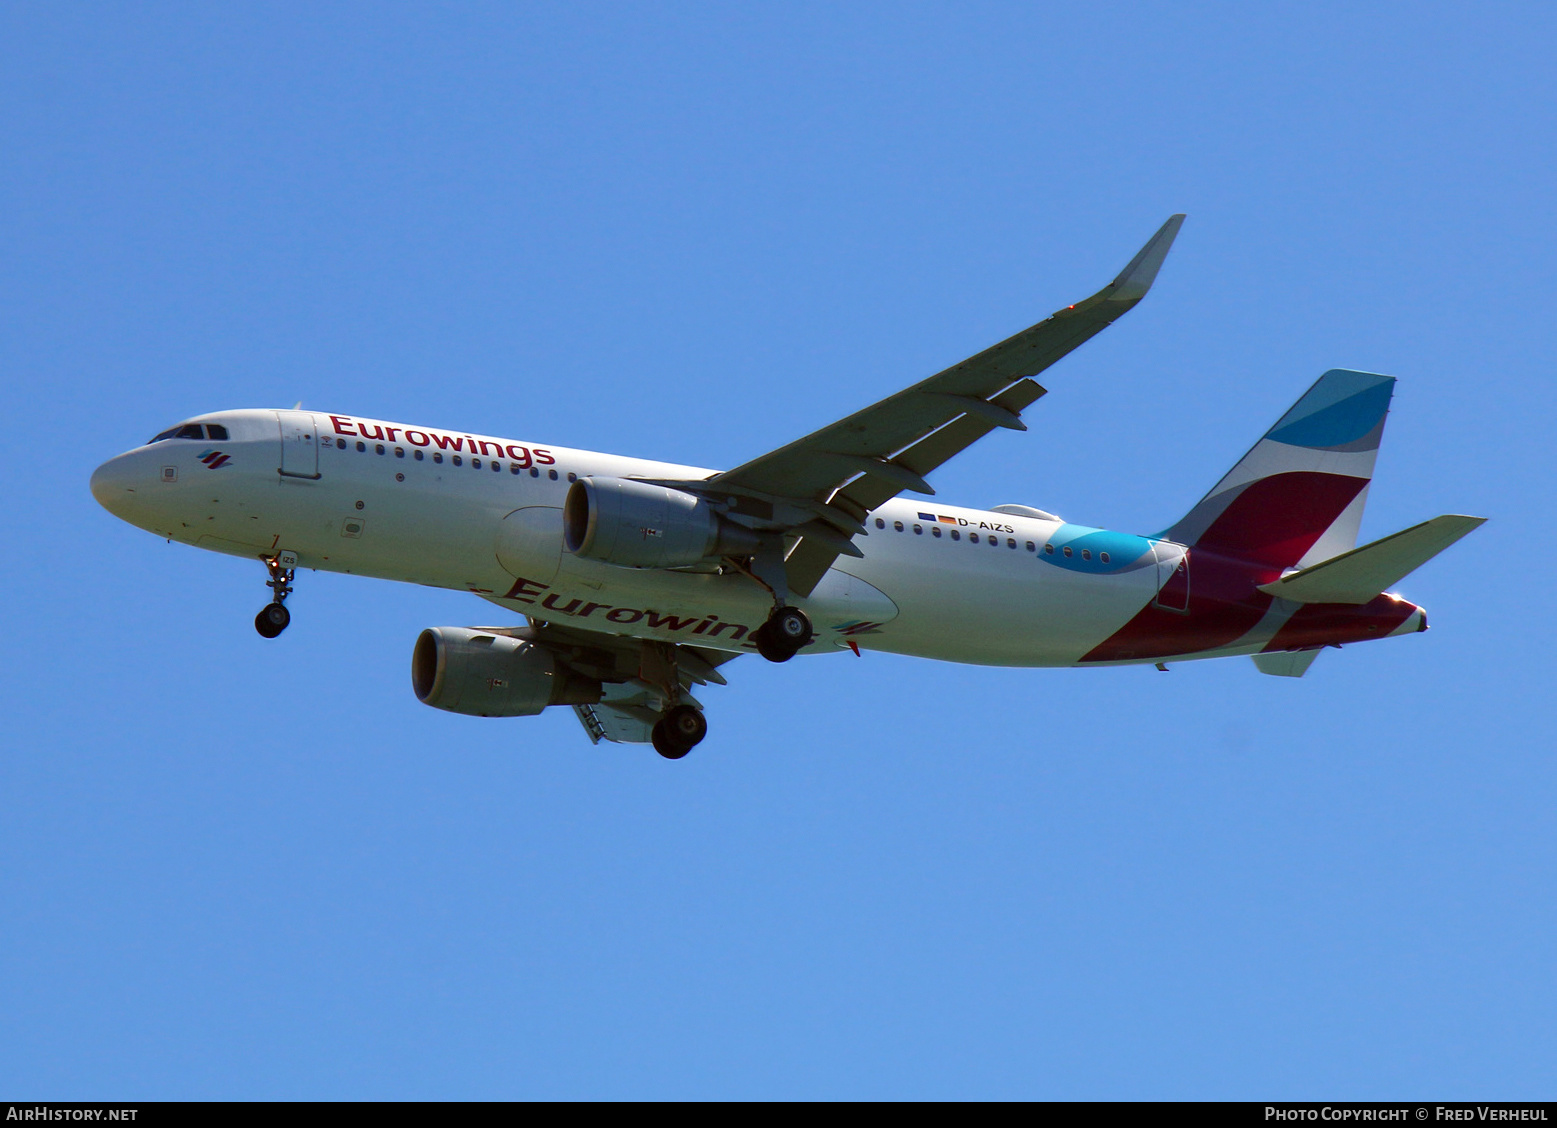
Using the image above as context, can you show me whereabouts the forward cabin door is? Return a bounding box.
[277,411,321,480]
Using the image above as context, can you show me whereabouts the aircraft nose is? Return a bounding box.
[90,452,141,515]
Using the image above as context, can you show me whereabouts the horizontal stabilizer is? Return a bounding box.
[1253,649,1322,678]
[1258,514,1486,604]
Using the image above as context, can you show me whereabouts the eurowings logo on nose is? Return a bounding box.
[198,449,231,469]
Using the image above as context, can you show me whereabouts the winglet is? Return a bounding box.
[1108,214,1186,303]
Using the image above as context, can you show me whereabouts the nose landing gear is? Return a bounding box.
[255,552,296,639]
[753,605,813,663]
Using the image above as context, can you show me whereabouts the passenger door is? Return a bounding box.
[1152,540,1190,612]
[277,411,321,480]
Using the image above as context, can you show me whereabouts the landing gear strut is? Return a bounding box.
[752,605,813,663]
[652,703,708,760]
[255,553,296,639]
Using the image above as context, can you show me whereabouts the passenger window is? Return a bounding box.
[414,449,424,461]
[1063,546,1073,558]
[530,467,539,477]
[1081,549,1091,560]
[206,424,229,440]
[1100,552,1110,563]
[568,472,577,482]
[548,469,558,480]
[510,464,520,474]
[493,461,501,472]
[472,458,482,469]
[875,518,886,529]
[1044,544,1054,555]
[893,521,904,532]
[356,441,366,452]
[951,530,961,541]
[1025,541,1035,552]
[433,452,443,463]
[394,447,405,458]
[932,527,942,538]
[913,524,922,534]
[1006,538,1016,548]
[336,438,347,449]
[375,444,385,455]
[970,533,980,543]
[452,455,463,466]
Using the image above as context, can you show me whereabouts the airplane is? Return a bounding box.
[90,215,1484,759]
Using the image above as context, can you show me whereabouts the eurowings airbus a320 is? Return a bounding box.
[91,216,1483,758]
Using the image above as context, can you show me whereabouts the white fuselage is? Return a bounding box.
[89,408,1266,667]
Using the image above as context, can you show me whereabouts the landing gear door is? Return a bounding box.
[277,411,321,480]
[1152,540,1190,612]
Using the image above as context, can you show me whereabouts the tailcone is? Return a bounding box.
[1386,599,1427,637]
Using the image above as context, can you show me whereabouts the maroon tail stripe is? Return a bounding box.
[1261,595,1417,651]
[1194,472,1366,571]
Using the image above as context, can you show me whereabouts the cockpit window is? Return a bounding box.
[148,423,210,443]
[206,424,228,440]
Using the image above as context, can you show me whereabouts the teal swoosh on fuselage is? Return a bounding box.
[1037,524,1156,574]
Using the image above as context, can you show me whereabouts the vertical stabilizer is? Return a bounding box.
[1164,370,1394,571]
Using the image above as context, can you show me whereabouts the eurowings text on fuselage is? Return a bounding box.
[89,217,1482,758]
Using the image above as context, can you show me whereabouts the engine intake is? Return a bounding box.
[564,477,758,568]
[412,627,601,717]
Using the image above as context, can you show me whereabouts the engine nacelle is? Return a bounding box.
[563,477,758,568]
[412,627,601,718]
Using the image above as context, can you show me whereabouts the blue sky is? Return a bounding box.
[3,2,1554,1099]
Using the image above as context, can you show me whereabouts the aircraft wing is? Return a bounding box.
[712,214,1183,501]
[702,215,1185,594]
[476,614,742,745]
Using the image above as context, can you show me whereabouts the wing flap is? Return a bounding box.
[573,701,655,744]
[1258,514,1486,604]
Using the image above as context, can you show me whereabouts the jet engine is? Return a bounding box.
[563,477,759,569]
[412,627,601,717]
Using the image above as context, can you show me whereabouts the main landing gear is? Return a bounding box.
[752,605,813,663]
[255,553,296,639]
[652,703,708,760]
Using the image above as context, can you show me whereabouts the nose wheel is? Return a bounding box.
[652,704,707,759]
[255,553,296,639]
[753,606,813,663]
[255,602,291,638]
